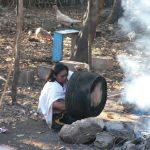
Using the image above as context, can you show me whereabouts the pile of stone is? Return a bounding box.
[59,118,150,150]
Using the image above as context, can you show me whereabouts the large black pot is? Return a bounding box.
[65,71,107,119]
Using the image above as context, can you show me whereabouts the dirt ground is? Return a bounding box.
[0,6,145,150]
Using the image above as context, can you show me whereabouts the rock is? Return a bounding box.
[59,146,66,150]
[60,60,89,71]
[94,132,116,149]
[114,147,123,150]
[125,143,137,150]
[100,8,111,22]
[37,64,51,80]
[105,121,135,140]
[105,121,124,131]
[92,57,114,71]
[124,122,135,131]
[122,141,144,150]
[0,145,16,150]
[139,141,147,150]
[59,118,104,144]
[6,45,12,50]
[35,27,53,42]
[37,62,89,80]
[19,70,34,85]
[146,138,150,149]
[0,76,6,88]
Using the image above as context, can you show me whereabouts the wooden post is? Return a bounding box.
[70,33,78,58]
[11,0,23,104]
[88,0,92,70]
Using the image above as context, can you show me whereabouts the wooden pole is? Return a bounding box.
[88,0,92,70]
[11,0,23,104]
[0,64,13,107]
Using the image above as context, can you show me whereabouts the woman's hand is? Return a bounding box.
[74,64,89,71]
[74,65,83,71]
[53,100,66,112]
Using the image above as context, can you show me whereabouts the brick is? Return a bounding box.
[60,60,89,71]
[37,61,89,80]
[92,56,114,71]
[19,70,34,85]
[37,57,113,81]
[37,64,51,80]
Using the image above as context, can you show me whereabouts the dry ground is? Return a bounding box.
[0,6,144,150]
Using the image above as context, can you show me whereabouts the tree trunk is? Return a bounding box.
[71,0,104,63]
[104,0,114,8]
[106,0,123,24]
[11,0,23,104]
[88,0,92,69]
[1,0,8,6]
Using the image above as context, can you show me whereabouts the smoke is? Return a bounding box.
[134,117,150,137]
[118,0,150,132]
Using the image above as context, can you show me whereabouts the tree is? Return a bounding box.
[104,0,114,8]
[71,0,104,64]
[11,0,24,104]
[107,0,123,24]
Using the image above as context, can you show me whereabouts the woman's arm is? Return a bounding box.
[53,100,66,112]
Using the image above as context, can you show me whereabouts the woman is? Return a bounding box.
[37,63,74,129]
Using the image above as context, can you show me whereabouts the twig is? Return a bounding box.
[58,0,63,8]
[114,136,127,148]
[107,92,125,98]
[0,76,6,82]
[0,90,11,94]
[0,62,13,107]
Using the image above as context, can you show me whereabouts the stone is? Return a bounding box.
[37,64,51,80]
[124,122,135,131]
[122,141,142,150]
[100,8,111,22]
[35,27,53,42]
[125,143,137,150]
[92,56,114,71]
[114,147,123,150]
[0,145,16,150]
[19,70,34,85]
[105,121,124,131]
[60,60,89,71]
[37,62,89,80]
[59,118,104,144]
[59,146,66,150]
[105,121,135,140]
[0,76,6,88]
[94,132,116,149]
[146,138,150,149]
[115,139,146,150]
[139,141,147,150]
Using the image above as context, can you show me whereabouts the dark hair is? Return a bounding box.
[45,63,68,82]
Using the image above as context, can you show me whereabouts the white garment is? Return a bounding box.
[37,71,73,128]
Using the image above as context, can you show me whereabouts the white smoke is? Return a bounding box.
[118,0,150,129]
